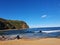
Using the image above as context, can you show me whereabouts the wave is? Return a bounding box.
[42,30,60,33]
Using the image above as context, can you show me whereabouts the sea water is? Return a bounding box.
[0,27,60,39]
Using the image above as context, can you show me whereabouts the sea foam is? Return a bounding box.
[42,30,60,33]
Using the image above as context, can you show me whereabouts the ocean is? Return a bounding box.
[0,27,60,39]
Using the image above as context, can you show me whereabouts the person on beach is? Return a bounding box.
[1,35,6,40]
[16,35,21,39]
[2,35,5,38]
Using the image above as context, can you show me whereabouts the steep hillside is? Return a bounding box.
[0,18,29,30]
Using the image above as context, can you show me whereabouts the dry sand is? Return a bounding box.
[0,38,60,45]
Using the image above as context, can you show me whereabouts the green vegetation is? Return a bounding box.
[0,18,29,30]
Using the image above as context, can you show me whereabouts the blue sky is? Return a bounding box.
[0,0,60,28]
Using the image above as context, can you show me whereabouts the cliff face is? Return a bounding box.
[0,18,29,30]
[8,20,29,29]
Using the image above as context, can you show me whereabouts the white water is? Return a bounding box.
[42,30,60,33]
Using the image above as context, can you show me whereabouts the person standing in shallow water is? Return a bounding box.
[2,35,6,40]
[39,31,42,33]
[16,35,21,39]
[2,35,5,38]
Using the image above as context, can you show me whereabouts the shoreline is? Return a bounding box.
[0,37,60,41]
[0,28,29,31]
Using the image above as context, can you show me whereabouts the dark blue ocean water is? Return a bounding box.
[0,27,60,38]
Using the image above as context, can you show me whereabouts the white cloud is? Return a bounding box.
[41,15,47,18]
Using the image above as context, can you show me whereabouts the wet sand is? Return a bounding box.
[0,38,60,45]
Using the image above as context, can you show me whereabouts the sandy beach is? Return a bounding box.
[0,38,60,45]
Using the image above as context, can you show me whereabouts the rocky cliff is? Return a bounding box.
[0,18,29,30]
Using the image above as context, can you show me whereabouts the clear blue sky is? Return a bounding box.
[0,0,60,28]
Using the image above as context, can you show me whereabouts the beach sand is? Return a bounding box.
[0,38,60,45]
